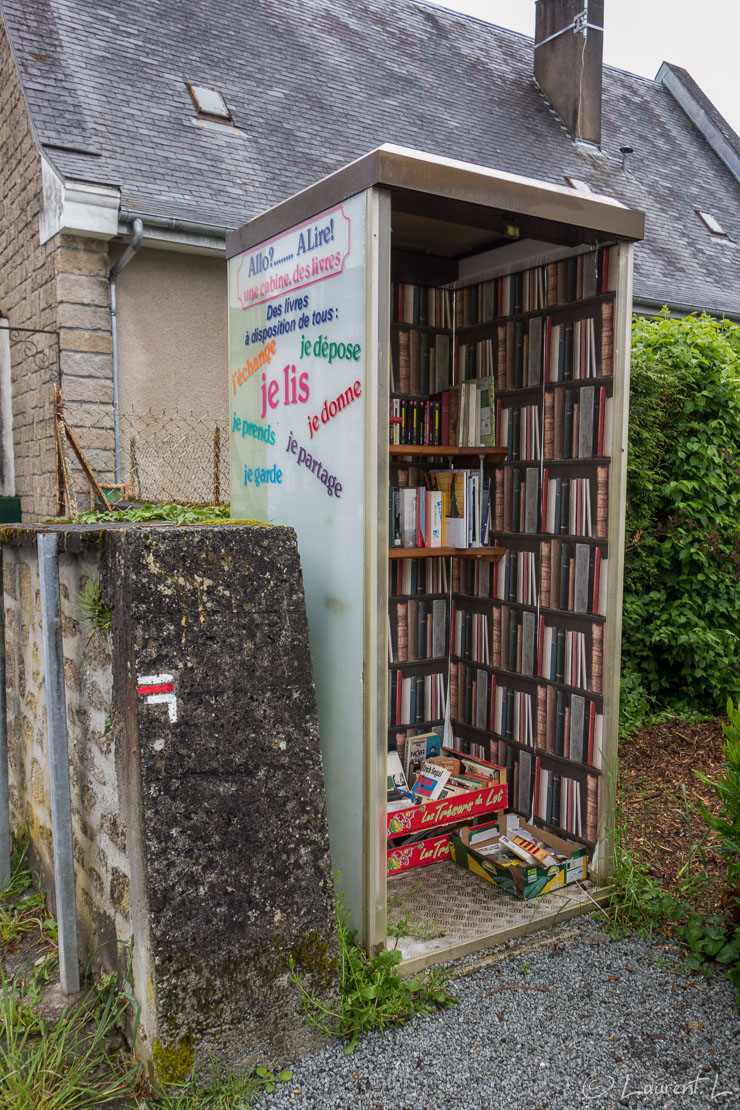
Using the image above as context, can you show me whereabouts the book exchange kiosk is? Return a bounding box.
[226,146,644,969]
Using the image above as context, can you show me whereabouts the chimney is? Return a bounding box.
[534,0,604,146]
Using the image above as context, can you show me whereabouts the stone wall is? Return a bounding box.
[3,537,128,965]
[0,24,115,521]
[3,522,338,1072]
[0,23,58,520]
[57,237,115,492]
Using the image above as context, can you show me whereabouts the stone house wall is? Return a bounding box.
[0,23,114,521]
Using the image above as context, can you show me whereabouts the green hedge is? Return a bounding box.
[621,313,740,728]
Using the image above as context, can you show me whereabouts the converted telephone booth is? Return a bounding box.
[226,146,643,967]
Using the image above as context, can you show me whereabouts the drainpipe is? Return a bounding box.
[38,532,80,994]
[109,219,143,485]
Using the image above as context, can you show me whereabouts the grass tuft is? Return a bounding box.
[289,893,457,1054]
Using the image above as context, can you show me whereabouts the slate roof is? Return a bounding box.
[2,0,739,315]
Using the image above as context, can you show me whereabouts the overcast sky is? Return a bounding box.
[431,1,740,139]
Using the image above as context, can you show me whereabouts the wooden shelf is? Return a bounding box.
[390,445,507,461]
[389,546,505,561]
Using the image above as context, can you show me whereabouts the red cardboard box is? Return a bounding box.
[386,833,451,877]
[386,780,507,839]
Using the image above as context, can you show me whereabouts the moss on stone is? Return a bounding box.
[152,1035,195,1085]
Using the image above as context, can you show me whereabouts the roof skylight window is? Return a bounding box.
[696,209,727,236]
[186,83,232,123]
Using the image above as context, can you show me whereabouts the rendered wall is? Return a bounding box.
[116,247,227,417]
[3,523,338,1072]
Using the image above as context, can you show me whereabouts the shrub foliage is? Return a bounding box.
[622,313,740,724]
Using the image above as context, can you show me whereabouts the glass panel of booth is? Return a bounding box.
[228,190,370,928]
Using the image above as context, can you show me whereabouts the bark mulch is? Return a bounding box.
[619,716,729,914]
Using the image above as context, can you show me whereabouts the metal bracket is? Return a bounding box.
[534,8,602,49]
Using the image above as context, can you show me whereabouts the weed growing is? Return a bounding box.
[145,1064,293,1109]
[290,895,457,1054]
[386,882,445,943]
[0,970,142,1110]
[75,502,231,525]
[1,832,288,1110]
[76,575,112,634]
[0,830,57,953]
[1,833,141,1110]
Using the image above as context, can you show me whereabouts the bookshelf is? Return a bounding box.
[388,250,615,855]
[227,145,642,960]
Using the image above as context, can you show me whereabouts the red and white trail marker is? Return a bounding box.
[136,673,178,722]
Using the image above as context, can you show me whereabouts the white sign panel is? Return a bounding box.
[228,193,368,911]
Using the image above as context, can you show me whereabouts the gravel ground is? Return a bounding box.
[252,914,740,1110]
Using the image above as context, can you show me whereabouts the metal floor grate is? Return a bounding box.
[387,860,597,965]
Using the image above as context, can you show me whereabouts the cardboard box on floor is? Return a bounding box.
[450,813,587,899]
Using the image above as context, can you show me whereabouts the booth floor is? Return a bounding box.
[388,860,601,972]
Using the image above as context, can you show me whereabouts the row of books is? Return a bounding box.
[499,401,541,462]
[449,605,603,695]
[548,313,605,383]
[451,607,491,665]
[534,759,598,842]
[450,678,603,771]
[537,686,603,768]
[393,328,451,394]
[390,486,443,548]
[540,541,608,616]
[451,664,535,748]
[388,668,446,728]
[449,601,601,692]
[389,556,449,598]
[388,597,448,663]
[389,378,496,447]
[409,303,611,394]
[495,383,611,468]
[393,283,454,328]
[497,745,535,818]
[451,249,610,328]
[462,317,543,390]
[490,607,537,676]
[538,619,603,695]
[543,384,612,460]
[390,471,493,549]
[491,467,608,538]
[454,548,538,606]
[542,469,608,539]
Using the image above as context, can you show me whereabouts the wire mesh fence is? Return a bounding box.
[60,405,229,511]
[4,325,230,517]
[121,410,229,506]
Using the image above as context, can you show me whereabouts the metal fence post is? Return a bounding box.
[38,532,80,994]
